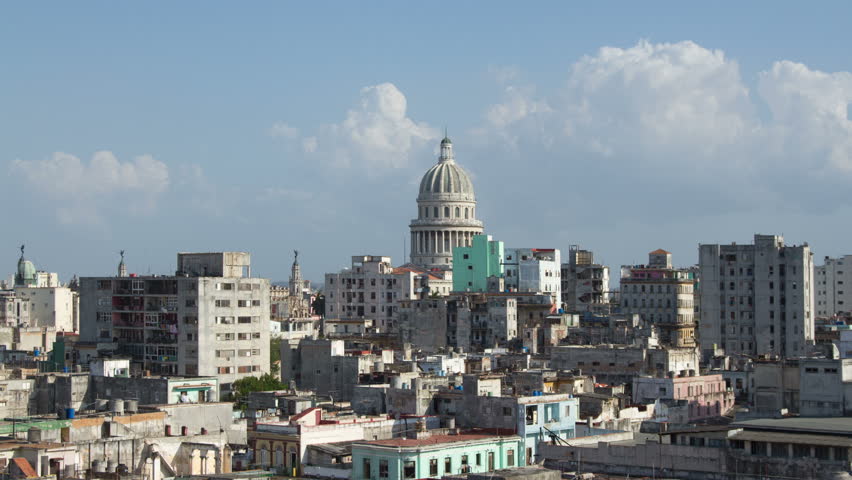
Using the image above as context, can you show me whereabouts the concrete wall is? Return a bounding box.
[0,378,35,418]
[541,441,728,480]
[15,287,75,332]
[352,386,389,415]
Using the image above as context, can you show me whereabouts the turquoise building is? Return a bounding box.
[452,235,504,292]
[352,433,522,479]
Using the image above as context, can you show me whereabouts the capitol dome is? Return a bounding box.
[409,137,484,270]
[418,138,475,201]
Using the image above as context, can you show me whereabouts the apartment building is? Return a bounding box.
[815,255,852,317]
[620,249,696,347]
[698,234,814,360]
[79,252,270,395]
[503,248,561,306]
[324,256,437,332]
[560,246,610,313]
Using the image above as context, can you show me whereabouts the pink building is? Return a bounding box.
[632,373,734,422]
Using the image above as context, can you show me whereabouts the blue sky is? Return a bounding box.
[3,2,852,283]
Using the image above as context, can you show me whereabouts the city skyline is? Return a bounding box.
[3,3,852,283]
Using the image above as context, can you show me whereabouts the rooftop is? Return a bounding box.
[359,433,512,448]
[732,417,852,436]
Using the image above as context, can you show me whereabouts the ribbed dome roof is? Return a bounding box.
[419,162,475,198]
[417,137,475,201]
[15,257,36,286]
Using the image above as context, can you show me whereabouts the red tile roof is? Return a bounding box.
[12,458,38,478]
[649,249,671,255]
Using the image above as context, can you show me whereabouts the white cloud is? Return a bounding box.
[268,122,300,139]
[11,151,169,223]
[294,83,439,171]
[302,136,318,153]
[476,40,852,213]
[759,60,852,173]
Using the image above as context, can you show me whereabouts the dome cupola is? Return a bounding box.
[409,137,484,270]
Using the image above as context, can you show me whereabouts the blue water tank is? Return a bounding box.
[33,348,40,356]
[62,367,69,373]
[66,408,76,419]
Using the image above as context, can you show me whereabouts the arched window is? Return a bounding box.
[444,206,450,217]
[455,207,460,217]
[465,208,469,219]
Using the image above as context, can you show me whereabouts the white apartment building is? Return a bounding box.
[324,256,416,332]
[815,255,852,317]
[698,234,814,360]
[561,246,610,313]
[79,252,270,396]
[14,286,76,332]
[620,250,696,347]
[6,248,77,331]
[503,248,562,306]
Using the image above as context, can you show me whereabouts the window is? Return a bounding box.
[379,460,388,478]
[215,299,230,308]
[488,452,494,471]
[507,449,515,467]
[403,460,416,479]
[444,457,451,473]
[429,459,438,476]
[461,455,468,466]
[185,299,197,307]
[237,300,248,307]
[363,459,371,477]
[475,453,481,466]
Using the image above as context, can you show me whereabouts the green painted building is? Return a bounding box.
[352,433,522,479]
[452,235,504,293]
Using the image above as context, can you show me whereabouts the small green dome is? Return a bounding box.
[16,257,36,286]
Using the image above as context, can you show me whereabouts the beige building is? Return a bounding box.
[620,249,696,347]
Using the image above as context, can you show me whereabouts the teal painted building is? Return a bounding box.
[452,235,504,293]
[352,433,522,479]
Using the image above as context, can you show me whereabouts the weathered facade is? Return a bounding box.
[79,252,270,395]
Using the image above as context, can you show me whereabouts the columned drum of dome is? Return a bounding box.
[409,137,484,270]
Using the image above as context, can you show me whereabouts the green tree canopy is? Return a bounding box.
[232,373,287,409]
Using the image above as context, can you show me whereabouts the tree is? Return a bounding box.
[232,373,287,409]
[270,337,282,375]
[312,294,325,317]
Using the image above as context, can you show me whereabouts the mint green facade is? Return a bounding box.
[352,435,522,480]
[452,235,504,292]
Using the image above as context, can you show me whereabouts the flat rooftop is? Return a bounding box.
[732,417,852,436]
[361,433,513,448]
